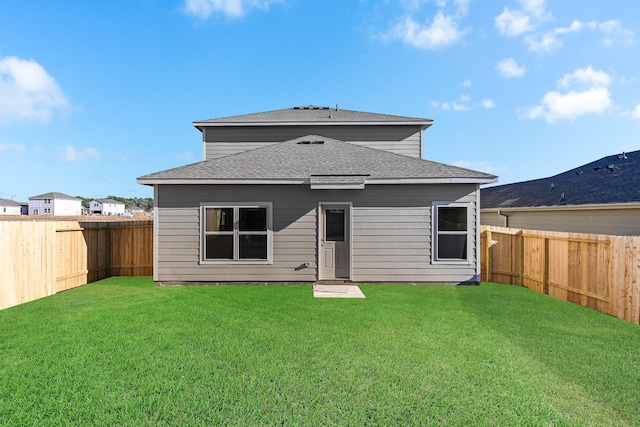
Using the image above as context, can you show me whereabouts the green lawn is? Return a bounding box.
[1,278,639,426]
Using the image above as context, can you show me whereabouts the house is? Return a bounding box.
[137,105,497,284]
[89,198,126,216]
[126,206,151,218]
[0,198,22,215]
[481,150,640,235]
[28,192,82,216]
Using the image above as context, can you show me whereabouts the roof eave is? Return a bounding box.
[137,176,496,186]
[481,202,640,212]
[193,120,434,131]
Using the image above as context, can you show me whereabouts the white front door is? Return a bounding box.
[319,204,350,280]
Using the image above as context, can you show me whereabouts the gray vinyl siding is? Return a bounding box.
[203,125,422,159]
[155,184,480,283]
[480,211,506,227]
[480,207,640,235]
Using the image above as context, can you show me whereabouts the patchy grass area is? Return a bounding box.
[1,278,638,425]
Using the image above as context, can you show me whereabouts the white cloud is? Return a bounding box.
[432,95,494,112]
[383,0,470,49]
[482,98,496,109]
[631,105,640,120]
[524,66,613,123]
[496,58,526,78]
[462,80,471,87]
[525,19,633,53]
[451,102,469,111]
[533,88,611,122]
[495,9,533,36]
[59,145,100,162]
[388,12,467,49]
[0,142,27,155]
[0,56,68,125]
[183,0,282,19]
[495,0,551,36]
[433,101,469,111]
[495,1,632,53]
[588,20,634,45]
[558,66,610,89]
[524,20,582,53]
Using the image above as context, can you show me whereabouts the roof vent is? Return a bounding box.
[293,105,330,110]
[606,164,618,171]
[617,152,627,160]
[296,140,324,145]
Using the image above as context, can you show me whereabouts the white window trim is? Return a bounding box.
[200,202,273,265]
[432,201,472,265]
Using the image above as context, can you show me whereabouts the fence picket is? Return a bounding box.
[0,220,153,310]
[482,225,640,325]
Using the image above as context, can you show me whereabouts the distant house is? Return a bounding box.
[138,105,497,284]
[0,198,22,215]
[481,150,640,235]
[125,206,149,218]
[28,192,82,216]
[89,198,126,216]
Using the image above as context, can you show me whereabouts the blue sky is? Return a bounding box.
[1,0,639,202]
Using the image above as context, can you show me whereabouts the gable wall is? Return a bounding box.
[481,207,640,235]
[155,183,479,283]
[203,125,422,159]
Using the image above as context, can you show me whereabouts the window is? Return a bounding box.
[433,202,470,262]
[201,204,271,263]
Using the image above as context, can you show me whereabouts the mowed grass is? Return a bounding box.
[1,278,639,426]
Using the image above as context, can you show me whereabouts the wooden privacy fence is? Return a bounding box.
[0,220,153,310]
[481,225,640,325]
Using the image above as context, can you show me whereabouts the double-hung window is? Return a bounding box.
[201,203,272,263]
[432,202,471,262]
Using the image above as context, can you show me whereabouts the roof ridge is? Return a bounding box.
[193,106,433,125]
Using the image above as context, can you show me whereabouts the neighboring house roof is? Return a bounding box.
[482,150,640,209]
[194,105,433,129]
[138,135,496,185]
[0,198,21,207]
[93,198,125,205]
[29,192,80,201]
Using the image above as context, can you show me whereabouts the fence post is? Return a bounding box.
[486,229,492,283]
[543,237,550,295]
[518,232,524,286]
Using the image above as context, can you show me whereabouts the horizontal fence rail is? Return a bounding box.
[0,220,153,310]
[481,225,640,325]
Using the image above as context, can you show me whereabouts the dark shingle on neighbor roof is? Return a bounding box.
[29,192,80,201]
[138,136,496,182]
[194,105,433,126]
[481,150,640,208]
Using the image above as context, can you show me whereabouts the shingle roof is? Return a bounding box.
[0,198,21,207]
[194,105,433,127]
[481,150,640,208]
[29,192,80,201]
[138,135,496,184]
